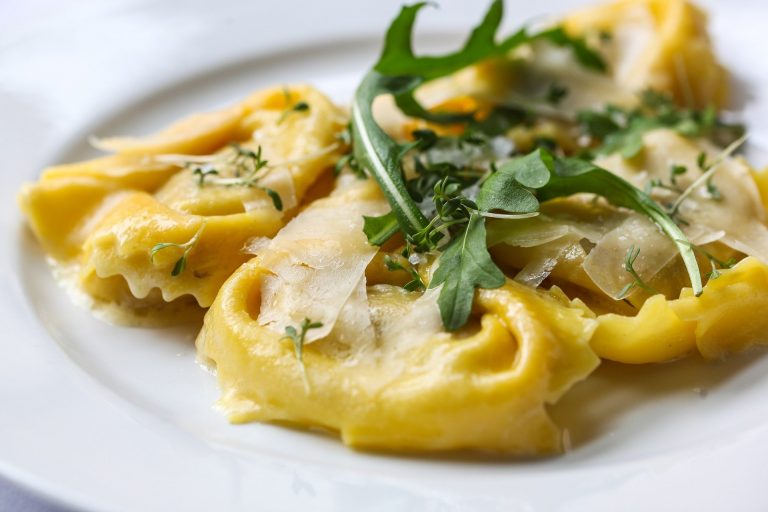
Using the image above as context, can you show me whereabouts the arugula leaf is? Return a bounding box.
[372,1,604,127]
[475,149,703,296]
[476,178,539,214]
[429,214,505,330]
[352,73,429,239]
[363,212,400,246]
[375,1,526,80]
[498,148,553,188]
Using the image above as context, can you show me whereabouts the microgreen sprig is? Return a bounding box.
[150,223,206,277]
[616,245,658,299]
[675,240,737,280]
[280,317,323,391]
[190,144,283,211]
[281,318,324,363]
[384,254,426,291]
[670,134,747,216]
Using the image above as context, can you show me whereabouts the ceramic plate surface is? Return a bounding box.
[2,1,768,510]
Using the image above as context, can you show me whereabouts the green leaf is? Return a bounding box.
[545,83,569,105]
[363,212,400,246]
[429,214,505,331]
[394,93,475,124]
[579,89,744,159]
[669,164,687,186]
[263,187,283,211]
[476,149,554,213]
[497,148,553,188]
[470,105,529,136]
[577,110,620,138]
[150,242,179,260]
[281,319,323,363]
[601,118,658,158]
[374,0,523,80]
[384,255,426,291]
[477,178,539,213]
[352,1,608,244]
[533,27,606,72]
[171,256,187,277]
[352,72,429,239]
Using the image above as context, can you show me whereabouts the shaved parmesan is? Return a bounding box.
[596,129,768,265]
[256,182,387,344]
[583,214,677,298]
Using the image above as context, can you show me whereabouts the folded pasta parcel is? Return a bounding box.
[197,178,600,453]
[19,85,346,321]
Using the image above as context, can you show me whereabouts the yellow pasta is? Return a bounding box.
[197,181,598,454]
[20,85,346,318]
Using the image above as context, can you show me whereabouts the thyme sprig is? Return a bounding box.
[188,144,283,211]
[670,134,747,216]
[281,317,324,363]
[278,87,311,125]
[280,317,323,391]
[150,223,206,277]
[676,240,737,280]
[616,245,659,299]
[384,254,426,291]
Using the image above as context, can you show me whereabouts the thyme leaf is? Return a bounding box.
[150,223,206,277]
[281,318,324,363]
[616,245,658,299]
[384,254,426,291]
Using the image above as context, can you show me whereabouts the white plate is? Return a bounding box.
[3,1,768,510]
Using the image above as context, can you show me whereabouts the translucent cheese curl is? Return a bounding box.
[256,179,388,344]
[596,129,768,264]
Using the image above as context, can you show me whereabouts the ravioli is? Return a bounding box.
[20,85,345,320]
[197,179,599,454]
[563,0,728,108]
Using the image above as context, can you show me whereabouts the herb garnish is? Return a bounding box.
[670,134,747,217]
[577,90,744,159]
[384,255,426,291]
[280,317,323,390]
[189,144,283,211]
[669,164,687,186]
[545,83,569,105]
[676,240,737,280]
[616,245,658,299]
[349,0,702,330]
[150,223,206,277]
[429,213,505,329]
[278,101,310,124]
[281,318,324,363]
